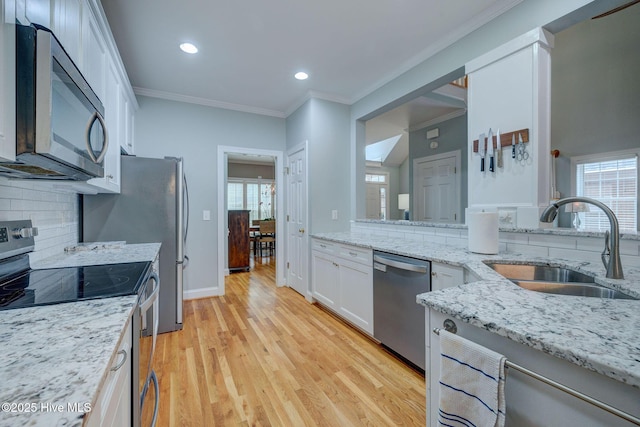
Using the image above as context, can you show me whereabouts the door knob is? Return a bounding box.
[299,228,305,233]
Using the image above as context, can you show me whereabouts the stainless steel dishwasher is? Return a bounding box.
[373,251,430,370]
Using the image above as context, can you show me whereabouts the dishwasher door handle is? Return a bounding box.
[373,254,428,273]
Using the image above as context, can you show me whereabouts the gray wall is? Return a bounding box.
[350,0,609,219]
[551,4,640,228]
[408,114,468,222]
[134,96,285,293]
[286,98,351,233]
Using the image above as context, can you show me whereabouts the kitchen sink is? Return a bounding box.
[485,262,595,283]
[484,262,638,300]
[512,280,637,299]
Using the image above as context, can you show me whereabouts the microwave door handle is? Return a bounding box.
[85,112,109,164]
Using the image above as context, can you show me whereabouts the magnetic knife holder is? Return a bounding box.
[472,128,530,153]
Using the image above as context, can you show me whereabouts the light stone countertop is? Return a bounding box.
[312,231,640,389]
[0,243,161,427]
[355,219,640,240]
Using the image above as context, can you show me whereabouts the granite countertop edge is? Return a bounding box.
[0,243,161,426]
[312,231,640,390]
[353,219,640,241]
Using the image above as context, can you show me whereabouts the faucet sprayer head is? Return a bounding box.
[540,204,559,222]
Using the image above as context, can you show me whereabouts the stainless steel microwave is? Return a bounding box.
[0,24,108,180]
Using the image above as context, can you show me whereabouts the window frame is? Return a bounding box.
[227,177,276,222]
[570,148,639,232]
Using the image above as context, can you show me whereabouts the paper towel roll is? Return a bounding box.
[468,211,499,254]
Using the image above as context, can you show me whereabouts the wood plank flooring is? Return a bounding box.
[152,256,426,426]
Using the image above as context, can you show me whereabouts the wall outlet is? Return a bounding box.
[203,210,211,221]
[331,210,338,220]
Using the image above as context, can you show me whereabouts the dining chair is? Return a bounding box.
[256,220,276,256]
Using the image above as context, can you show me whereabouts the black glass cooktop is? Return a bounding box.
[0,261,151,311]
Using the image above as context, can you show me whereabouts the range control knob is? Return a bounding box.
[13,227,38,239]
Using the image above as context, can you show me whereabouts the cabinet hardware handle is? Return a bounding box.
[111,349,127,371]
[431,272,437,277]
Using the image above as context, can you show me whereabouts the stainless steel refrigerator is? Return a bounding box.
[83,155,189,334]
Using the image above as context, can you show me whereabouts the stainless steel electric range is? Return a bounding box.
[0,219,160,426]
[0,220,151,311]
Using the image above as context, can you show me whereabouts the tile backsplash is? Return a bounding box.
[0,178,79,262]
[351,220,640,268]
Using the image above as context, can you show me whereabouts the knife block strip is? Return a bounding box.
[473,128,529,153]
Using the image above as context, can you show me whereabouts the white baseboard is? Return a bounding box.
[184,287,222,300]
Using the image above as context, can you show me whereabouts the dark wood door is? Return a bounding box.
[228,210,250,271]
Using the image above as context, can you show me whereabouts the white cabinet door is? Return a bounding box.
[338,258,373,334]
[431,262,464,291]
[81,3,106,100]
[16,0,50,26]
[51,0,82,66]
[122,94,134,154]
[0,0,15,161]
[311,250,339,310]
[86,59,120,192]
[86,321,132,427]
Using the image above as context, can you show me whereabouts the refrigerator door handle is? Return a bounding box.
[176,262,183,324]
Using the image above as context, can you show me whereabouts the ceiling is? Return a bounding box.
[100,0,522,118]
[365,82,467,167]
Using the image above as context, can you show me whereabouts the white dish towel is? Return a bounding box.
[438,330,507,427]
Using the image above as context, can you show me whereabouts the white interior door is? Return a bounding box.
[286,145,308,298]
[414,151,460,223]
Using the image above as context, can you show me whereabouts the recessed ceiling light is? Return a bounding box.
[294,71,308,80]
[179,43,198,54]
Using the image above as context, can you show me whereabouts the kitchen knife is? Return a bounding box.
[496,128,503,168]
[511,133,516,159]
[487,128,494,172]
[479,133,485,172]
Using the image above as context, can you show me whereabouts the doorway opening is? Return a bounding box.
[217,146,285,295]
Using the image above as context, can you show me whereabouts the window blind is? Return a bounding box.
[576,157,637,232]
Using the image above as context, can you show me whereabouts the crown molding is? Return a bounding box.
[133,87,287,118]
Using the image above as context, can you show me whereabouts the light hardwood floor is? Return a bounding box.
[152,256,426,426]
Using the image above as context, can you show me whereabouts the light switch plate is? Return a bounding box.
[203,210,211,221]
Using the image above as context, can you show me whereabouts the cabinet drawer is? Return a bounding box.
[337,244,372,266]
[312,238,337,255]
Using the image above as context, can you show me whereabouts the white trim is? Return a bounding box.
[137,87,286,118]
[184,287,221,300]
[217,145,286,295]
[408,109,467,133]
[285,141,312,300]
[466,27,555,74]
[570,148,640,195]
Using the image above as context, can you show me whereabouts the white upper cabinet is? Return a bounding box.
[87,59,120,192]
[0,0,16,161]
[51,0,82,66]
[11,0,137,193]
[16,0,51,26]
[81,4,106,102]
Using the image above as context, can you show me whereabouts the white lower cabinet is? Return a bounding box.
[86,319,132,427]
[427,309,640,427]
[431,262,464,291]
[311,238,373,335]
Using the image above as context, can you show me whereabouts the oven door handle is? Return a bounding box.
[140,272,159,314]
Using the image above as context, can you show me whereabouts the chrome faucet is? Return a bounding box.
[540,196,624,279]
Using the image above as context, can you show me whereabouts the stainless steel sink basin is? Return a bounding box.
[513,280,637,299]
[485,262,595,283]
[484,262,638,300]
